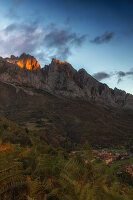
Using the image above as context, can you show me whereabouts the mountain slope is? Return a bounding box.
[0,80,133,146]
[0,111,31,145]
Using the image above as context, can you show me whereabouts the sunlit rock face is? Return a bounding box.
[6,53,40,70]
[17,53,40,70]
[52,58,68,65]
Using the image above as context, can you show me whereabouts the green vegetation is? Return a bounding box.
[0,114,133,200]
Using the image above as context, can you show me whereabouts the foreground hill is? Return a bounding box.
[0,112,31,145]
[1,121,133,200]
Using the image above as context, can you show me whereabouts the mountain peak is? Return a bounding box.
[51,58,68,65]
[6,53,40,70]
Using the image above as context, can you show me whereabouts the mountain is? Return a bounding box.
[0,54,133,109]
[0,53,133,146]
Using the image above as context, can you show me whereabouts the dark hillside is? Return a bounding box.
[0,81,133,146]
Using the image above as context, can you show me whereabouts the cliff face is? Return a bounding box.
[5,53,40,70]
[0,55,133,109]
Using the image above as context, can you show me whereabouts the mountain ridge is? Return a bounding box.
[0,54,133,109]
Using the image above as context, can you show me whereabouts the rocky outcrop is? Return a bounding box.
[5,53,40,70]
[0,55,133,109]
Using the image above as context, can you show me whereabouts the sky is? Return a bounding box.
[0,0,133,93]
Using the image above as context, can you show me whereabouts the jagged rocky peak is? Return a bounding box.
[78,68,95,81]
[5,53,40,70]
[49,58,77,73]
[51,58,68,65]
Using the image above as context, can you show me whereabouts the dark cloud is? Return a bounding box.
[93,69,133,84]
[117,71,126,84]
[93,72,111,81]
[91,32,114,44]
[117,69,133,83]
[44,26,87,59]
[5,24,17,33]
[45,28,87,47]
[73,35,88,46]
[0,22,87,66]
[117,71,126,77]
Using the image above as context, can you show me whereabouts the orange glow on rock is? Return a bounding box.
[17,60,24,69]
[6,53,40,70]
[52,58,67,64]
[17,57,40,70]
[26,58,32,70]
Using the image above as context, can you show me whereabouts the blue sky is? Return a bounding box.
[0,0,133,93]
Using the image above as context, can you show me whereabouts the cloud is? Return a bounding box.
[92,69,133,84]
[72,35,88,45]
[117,69,133,83]
[91,32,114,44]
[44,26,87,59]
[0,22,87,66]
[93,72,111,81]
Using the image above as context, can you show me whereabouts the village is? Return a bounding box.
[71,147,133,178]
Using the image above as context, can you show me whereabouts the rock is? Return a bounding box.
[0,55,133,109]
[5,53,40,70]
